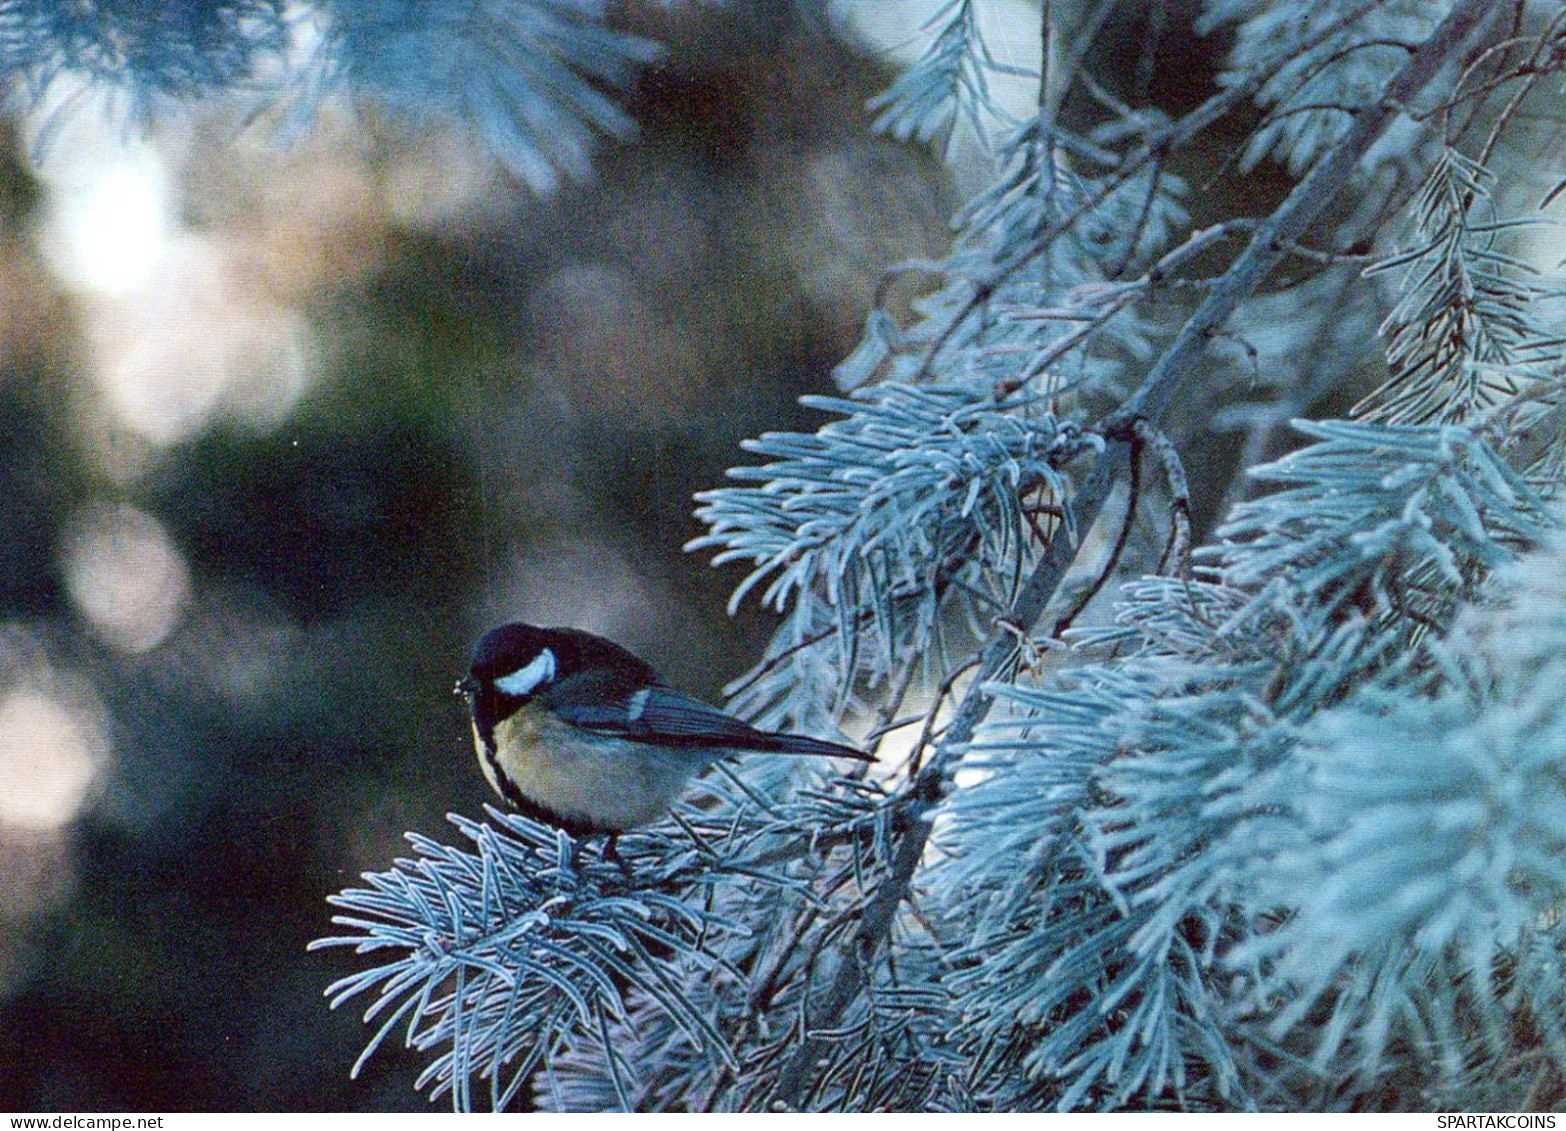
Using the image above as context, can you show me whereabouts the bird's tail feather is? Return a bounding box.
[762,731,874,761]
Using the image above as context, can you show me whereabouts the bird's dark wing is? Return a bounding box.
[631,691,870,759]
[540,672,769,748]
[541,673,869,759]
[629,686,779,748]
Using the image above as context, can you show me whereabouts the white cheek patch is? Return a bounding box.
[495,648,556,697]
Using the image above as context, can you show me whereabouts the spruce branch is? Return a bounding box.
[1358,147,1561,425]
[767,0,1509,1107]
[868,0,1005,150]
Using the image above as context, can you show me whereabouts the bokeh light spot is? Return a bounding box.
[81,238,314,448]
[0,689,106,831]
[62,502,191,654]
[41,144,170,296]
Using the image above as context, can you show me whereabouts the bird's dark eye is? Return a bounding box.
[493,648,557,697]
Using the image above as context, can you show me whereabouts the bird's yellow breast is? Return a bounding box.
[473,703,701,831]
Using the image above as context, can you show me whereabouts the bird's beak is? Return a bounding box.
[454,676,480,698]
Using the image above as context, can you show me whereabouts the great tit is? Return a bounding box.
[455,623,870,836]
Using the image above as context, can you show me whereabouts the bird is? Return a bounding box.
[454,623,870,839]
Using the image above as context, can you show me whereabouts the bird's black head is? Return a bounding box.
[457,623,660,709]
[459,623,559,708]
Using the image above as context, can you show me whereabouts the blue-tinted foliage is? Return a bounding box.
[941,416,1554,1109]
[0,0,658,190]
[315,0,660,192]
[1213,419,1548,625]
[312,807,748,1109]
[1360,147,1566,427]
[834,119,1186,402]
[1199,0,1449,173]
[0,0,286,113]
[691,383,1089,726]
[867,0,1003,149]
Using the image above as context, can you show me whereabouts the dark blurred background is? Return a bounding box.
[0,3,960,1109]
[0,1,1221,1110]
